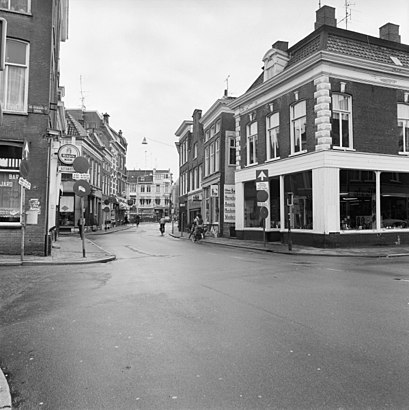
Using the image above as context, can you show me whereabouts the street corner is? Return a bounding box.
[0,367,11,410]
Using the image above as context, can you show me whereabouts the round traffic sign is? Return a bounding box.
[73,156,90,173]
[260,206,269,219]
[19,159,29,178]
[73,180,91,197]
[257,190,268,202]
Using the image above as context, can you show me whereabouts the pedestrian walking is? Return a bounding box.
[159,216,166,236]
[135,215,140,227]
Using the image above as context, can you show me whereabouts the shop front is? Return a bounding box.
[235,150,409,247]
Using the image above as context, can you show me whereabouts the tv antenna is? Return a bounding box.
[225,75,230,96]
[80,75,87,111]
[338,0,354,30]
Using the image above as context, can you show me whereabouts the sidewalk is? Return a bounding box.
[170,231,409,258]
[0,226,127,267]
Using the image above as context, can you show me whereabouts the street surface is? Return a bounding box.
[1,223,409,409]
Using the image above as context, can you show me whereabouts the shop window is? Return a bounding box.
[269,177,280,228]
[398,104,409,154]
[290,100,306,154]
[266,113,280,160]
[381,172,409,229]
[244,181,261,227]
[332,93,353,149]
[284,171,312,229]
[0,142,22,223]
[340,169,375,230]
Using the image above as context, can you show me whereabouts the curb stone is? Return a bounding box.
[0,368,11,409]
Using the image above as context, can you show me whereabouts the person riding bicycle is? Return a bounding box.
[192,213,204,241]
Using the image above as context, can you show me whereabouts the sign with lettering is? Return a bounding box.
[18,177,31,190]
[224,185,235,223]
[58,144,80,165]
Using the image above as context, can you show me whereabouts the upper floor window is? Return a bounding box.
[290,100,306,154]
[193,142,198,159]
[398,104,409,154]
[205,130,210,142]
[332,94,353,149]
[0,39,29,113]
[204,146,209,176]
[215,139,220,172]
[0,0,31,13]
[246,122,258,165]
[215,119,221,133]
[266,113,280,160]
[228,136,236,166]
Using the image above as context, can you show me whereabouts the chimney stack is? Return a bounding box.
[315,5,337,30]
[379,23,401,43]
[103,112,110,125]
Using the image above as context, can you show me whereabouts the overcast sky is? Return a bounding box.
[59,0,409,179]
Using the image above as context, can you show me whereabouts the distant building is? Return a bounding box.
[127,169,173,222]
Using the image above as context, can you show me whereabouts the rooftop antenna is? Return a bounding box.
[338,0,354,30]
[318,0,321,7]
[225,75,230,97]
[80,75,86,111]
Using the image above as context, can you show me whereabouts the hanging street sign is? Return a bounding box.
[73,180,91,197]
[260,206,269,219]
[19,159,29,178]
[18,177,31,190]
[72,172,90,180]
[58,144,80,165]
[256,169,268,182]
[72,156,90,173]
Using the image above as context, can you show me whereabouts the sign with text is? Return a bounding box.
[224,185,235,223]
[18,177,31,190]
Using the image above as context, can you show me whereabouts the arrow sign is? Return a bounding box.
[256,170,268,182]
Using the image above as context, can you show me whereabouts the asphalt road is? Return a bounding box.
[1,223,409,409]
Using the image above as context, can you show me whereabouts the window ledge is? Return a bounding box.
[266,157,281,163]
[244,162,259,168]
[332,146,355,152]
[289,150,307,157]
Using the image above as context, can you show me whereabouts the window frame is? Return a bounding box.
[290,100,306,155]
[0,0,31,13]
[266,112,280,160]
[246,122,258,165]
[332,93,353,149]
[228,136,236,166]
[0,38,30,114]
[398,103,409,154]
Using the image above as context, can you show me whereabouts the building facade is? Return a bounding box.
[229,6,409,247]
[0,0,69,255]
[201,96,236,237]
[127,168,173,222]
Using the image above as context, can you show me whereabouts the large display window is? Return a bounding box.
[244,181,261,227]
[269,177,280,228]
[381,172,409,229]
[284,171,312,229]
[340,170,375,230]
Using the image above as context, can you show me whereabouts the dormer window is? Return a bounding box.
[263,45,289,81]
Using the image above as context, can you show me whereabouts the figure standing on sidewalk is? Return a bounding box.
[135,214,140,227]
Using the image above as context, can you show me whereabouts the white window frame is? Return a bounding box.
[266,112,280,160]
[246,122,258,165]
[0,0,31,13]
[290,100,306,155]
[0,39,29,114]
[228,136,236,166]
[332,93,353,149]
[215,139,220,172]
[398,104,409,154]
[210,143,215,174]
[204,146,210,176]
